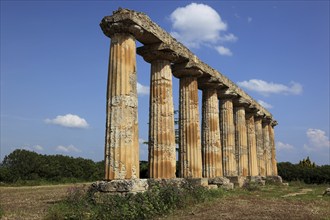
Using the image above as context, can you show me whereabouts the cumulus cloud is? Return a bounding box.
[137,82,149,96]
[55,145,81,153]
[276,141,294,151]
[304,128,330,152]
[257,100,273,109]
[237,79,303,96]
[170,3,227,48]
[216,46,233,56]
[45,114,89,129]
[169,3,237,55]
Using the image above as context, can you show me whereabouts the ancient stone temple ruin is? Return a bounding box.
[99,8,280,188]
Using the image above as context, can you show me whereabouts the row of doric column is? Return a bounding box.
[103,24,278,181]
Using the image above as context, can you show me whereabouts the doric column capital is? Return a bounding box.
[262,116,273,125]
[137,43,186,63]
[100,20,144,38]
[218,88,239,99]
[198,76,225,90]
[255,111,266,120]
[271,120,278,127]
[172,62,204,78]
[233,96,251,108]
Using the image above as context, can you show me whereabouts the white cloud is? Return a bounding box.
[216,46,233,56]
[33,145,43,151]
[248,17,252,23]
[45,114,89,129]
[219,33,238,42]
[237,79,303,96]
[276,141,294,150]
[257,100,273,109]
[170,3,232,48]
[304,128,330,152]
[137,82,149,96]
[55,145,81,153]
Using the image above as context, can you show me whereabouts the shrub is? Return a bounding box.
[278,162,330,184]
[47,182,225,220]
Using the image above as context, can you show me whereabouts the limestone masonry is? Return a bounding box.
[101,8,279,181]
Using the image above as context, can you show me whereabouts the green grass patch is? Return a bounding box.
[46,182,225,220]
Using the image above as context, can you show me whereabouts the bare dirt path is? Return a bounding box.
[0,183,88,220]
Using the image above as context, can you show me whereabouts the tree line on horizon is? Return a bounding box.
[0,149,329,184]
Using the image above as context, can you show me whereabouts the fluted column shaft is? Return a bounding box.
[246,114,259,176]
[148,59,176,178]
[105,33,139,180]
[202,88,222,178]
[179,77,202,178]
[255,117,265,176]
[234,106,248,176]
[269,125,278,175]
[263,121,272,176]
[220,99,237,176]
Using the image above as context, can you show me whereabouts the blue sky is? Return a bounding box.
[1,1,329,165]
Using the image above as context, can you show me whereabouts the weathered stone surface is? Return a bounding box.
[202,88,222,178]
[100,8,273,119]
[322,188,330,196]
[148,59,176,178]
[92,179,148,194]
[227,176,247,188]
[263,120,272,176]
[147,178,188,188]
[234,106,248,176]
[207,184,219,190]
[179,77,202,178]
[255,116,265,176]
[208,177,233,190]
[104,32,139,180]
[246,113,259,176]
[265,175,283,184]
[100,8,279,181]
[186,178,209,187]
[208,177,230,185]
[246,176,266,186]
[270,121,278,176]
[220,98,237,177]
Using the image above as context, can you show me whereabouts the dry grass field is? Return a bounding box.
[0,182,329,220]
[163,183,330,220]
[0,183,88,220]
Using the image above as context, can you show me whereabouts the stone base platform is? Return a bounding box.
[90,176,282,195]
[91,177,234,195]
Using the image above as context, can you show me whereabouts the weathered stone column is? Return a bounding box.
[255,114,265,176]
[233,98,249,176]
[262,119,272,176]
[137,44,181,179]
[270,120,278,175]
[246,112,259,176]
[201,87,222,178]
[219,90,237,177]
[104,32,139,180]
[148,59,176,178]
[179,76,202,178]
